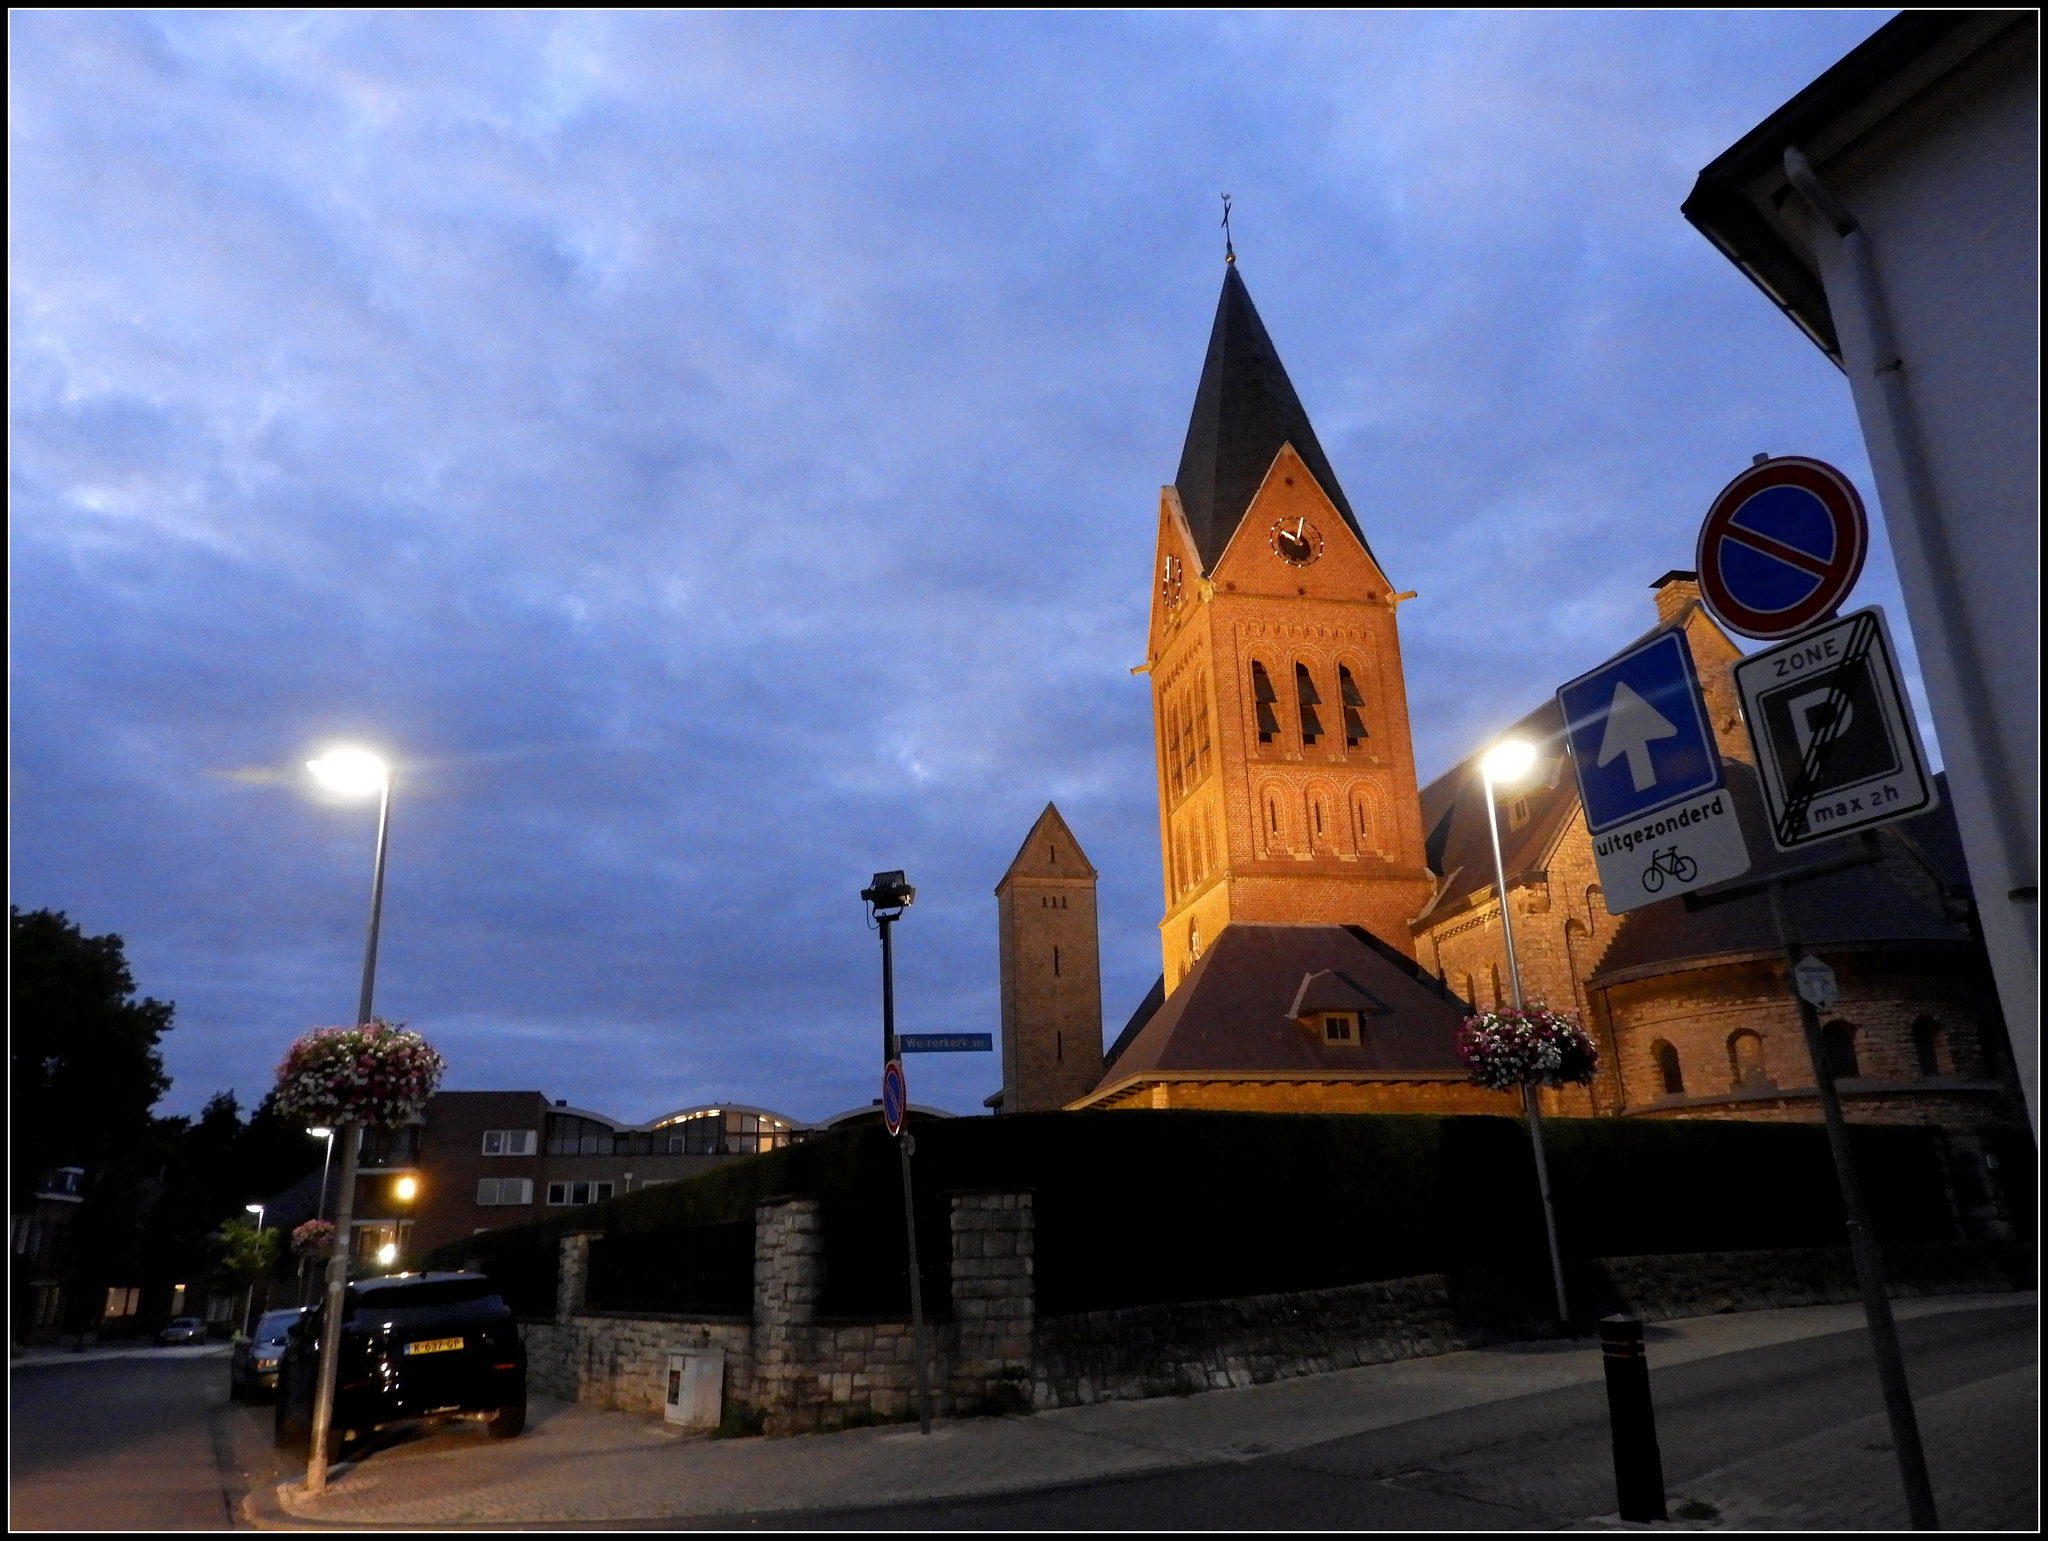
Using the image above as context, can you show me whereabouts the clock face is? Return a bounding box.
[1160,553,1184,609]
[1270,517,1323,566]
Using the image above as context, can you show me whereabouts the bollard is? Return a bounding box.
[1600,1314,1667,1523]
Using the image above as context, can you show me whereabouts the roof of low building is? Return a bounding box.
[1589,764,1971,987]
[1096,924,1470,1085]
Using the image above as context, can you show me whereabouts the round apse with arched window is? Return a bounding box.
[1651,1040,1684,1097]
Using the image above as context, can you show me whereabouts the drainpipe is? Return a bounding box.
[1782,146,2037,1127]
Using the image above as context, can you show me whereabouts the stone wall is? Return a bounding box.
[519,1188,2033,1434]
[1592,1242,2035,1321]
[1031,1271,1465,1409]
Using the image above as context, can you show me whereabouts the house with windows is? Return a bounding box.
[309,1091,813,1264]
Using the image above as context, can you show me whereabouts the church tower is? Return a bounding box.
[995,804,1104,1112]
[1143,262,1434,993]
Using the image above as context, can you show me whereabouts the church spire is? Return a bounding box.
[1172,264,1370,573]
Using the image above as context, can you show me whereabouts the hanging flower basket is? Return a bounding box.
[291,1219,335,1259]
[1458,1004,1598,1092]
[273,1020,445,1129]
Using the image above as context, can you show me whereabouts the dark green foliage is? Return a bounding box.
[586,1223,752,1315]
[9,907,174,1204]
[425,1111,1967,1327]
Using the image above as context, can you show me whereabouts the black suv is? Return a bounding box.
[275,1271,526,1460]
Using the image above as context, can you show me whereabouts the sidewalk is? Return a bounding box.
[252,1294,2034,1529]
[12,1343,231,1370]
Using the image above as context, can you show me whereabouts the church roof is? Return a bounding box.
[1589,766,1972,986]
[1094,924,1469,1086]
[996,802,1097,893]
[1174,264,1372,573]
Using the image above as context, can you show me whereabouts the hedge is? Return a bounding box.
[423,1111,1977,1324]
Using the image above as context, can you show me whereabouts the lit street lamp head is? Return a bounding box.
[307,747,390,797]
[1481,739,1539,786]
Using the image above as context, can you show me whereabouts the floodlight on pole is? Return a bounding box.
[306,748,390,798]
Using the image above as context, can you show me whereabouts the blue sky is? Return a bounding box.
[10,9,1910,1124]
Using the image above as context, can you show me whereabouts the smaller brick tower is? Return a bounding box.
[996,804,1104,1112]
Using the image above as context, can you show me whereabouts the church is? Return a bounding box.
[989,256,2028,1230]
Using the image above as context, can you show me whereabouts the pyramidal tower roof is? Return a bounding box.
[1173,263,1370,572]
[996,802,1097,891]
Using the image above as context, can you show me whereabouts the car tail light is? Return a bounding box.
[493,1362,516,1370]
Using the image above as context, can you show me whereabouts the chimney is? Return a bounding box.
[1650,570,1700,627]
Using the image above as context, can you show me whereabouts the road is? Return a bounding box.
[9,1346,275,1531]
[716,1303,2037,1530]
[7,1304,2035,1530]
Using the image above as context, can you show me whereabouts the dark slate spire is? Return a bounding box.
[1173,264,1370,572]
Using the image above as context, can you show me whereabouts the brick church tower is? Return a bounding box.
[1143,261,1434,992]
[995,803,1104,1112]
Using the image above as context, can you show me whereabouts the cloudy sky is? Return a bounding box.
[11,9,1911,1124]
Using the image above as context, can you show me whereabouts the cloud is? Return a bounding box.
[9,10,1905,1122]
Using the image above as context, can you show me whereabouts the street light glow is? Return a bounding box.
[394,1176,418,1202]
[245,1203,264,1214]
[307,747,389,797]
[308,1127,332,1139]
[1481,739,1539,785]
[376,1243,398,1266]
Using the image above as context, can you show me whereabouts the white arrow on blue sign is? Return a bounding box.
[1556,630,1751,914]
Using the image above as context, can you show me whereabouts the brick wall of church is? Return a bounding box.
[1086,1076,1518,1115]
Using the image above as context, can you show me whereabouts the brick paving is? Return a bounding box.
[1674,1365,2037,1531]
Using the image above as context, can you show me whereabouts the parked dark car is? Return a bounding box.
[274,1272,525,1461]
[231,1307,306,1400]
[158,1316,209,1345]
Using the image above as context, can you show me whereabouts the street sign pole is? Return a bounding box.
[1765,880,1939,1530]
[874,905,933,1436]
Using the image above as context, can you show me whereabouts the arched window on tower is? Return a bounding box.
[1728,1030,1769,1089]
[1822,1021,1862,1081]
[1912,1017,1946,1077]
[1339,666,1368,746]
[1652,1040,1685,1097]
[1250,662,1280,744]
[1295,663,1323,746]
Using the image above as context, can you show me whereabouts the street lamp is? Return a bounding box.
[303,745,394,1493]
[242,1205,267,1337]
[308,1128,336,1222]
[859,870,932,1436]
[1478,739,1571,1324]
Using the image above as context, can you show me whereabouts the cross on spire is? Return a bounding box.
[1221,193,1236,264]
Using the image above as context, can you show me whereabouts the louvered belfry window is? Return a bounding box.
[1251,662,1280,743]
[1295,663,1323,745]
[1339,666,1368,746]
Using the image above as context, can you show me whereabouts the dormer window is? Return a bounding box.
[1339,666,1368,746]
[1322,1014,1356,1044]
[1508,796,1531,831]
[1295,664,1323,745]
[1251,662,1280,743]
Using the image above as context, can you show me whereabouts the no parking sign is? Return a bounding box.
[1696,457,1867,641]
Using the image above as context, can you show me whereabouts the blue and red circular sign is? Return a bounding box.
[881,1059,908,1137]
[1696,457,1867,640]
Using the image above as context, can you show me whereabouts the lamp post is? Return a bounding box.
[303,1127,336,1308]
[242,1203,267,1337]
[1479,739,1571,1324]
[860,870,933,1436]
[303,747,392,1494]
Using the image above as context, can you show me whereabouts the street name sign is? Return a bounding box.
[881,1058,908,1136]
[1793,956,1839,1010]
[1732,605,1936,851]
[1696,457,1868,641]
[897,1033,993,1053]
[1557,630,1750,914]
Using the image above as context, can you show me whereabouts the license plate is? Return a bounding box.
[403,1337,464,1356]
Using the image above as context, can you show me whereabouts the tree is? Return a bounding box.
[9,908,174,1206]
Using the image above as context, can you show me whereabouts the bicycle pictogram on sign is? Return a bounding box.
[1639,846,1699,893]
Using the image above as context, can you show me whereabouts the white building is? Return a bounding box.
[1683,11,2037,1128]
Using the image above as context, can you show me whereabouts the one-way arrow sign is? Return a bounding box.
[1557,629,1750,914]
[1597,680,1680,792]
